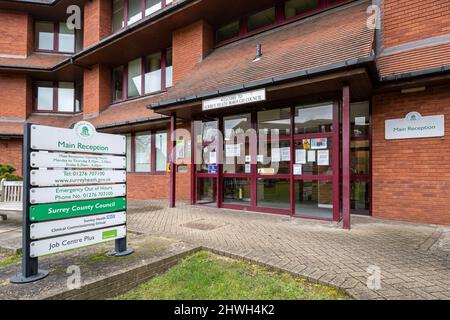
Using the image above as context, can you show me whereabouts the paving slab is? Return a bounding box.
[126,200,450,300]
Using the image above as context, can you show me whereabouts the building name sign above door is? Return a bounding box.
[202,89,266,111]
[385,112,445,140]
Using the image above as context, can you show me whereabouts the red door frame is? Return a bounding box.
[192,100,342,221]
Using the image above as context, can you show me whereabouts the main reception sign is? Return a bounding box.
[11,122,132,284]
[385,112,445,140]
[30,121,126,155]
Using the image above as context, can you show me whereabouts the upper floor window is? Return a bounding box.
[112,48,173,102]
[112,0,173,33]
[35,21,76,53]
[34,81,82,113]
[215,0,351,45]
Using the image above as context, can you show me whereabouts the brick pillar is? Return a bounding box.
[83,0,112,48]
[172,20,214,84]
[0,74,32,119]
[83,64,111,118]
[0,11,33,57]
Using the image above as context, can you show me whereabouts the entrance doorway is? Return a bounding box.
[192,101,370,220]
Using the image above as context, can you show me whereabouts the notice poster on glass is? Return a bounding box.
[257,155,264,163]
[176,140,185,159]
[226,144,241,157]
[302,139,311,150]
[317,150,329,166]
[311,138,327,150]
[271,148,281,162]
[295,149,306,164]
[307,150,316,162]
[209,151,217,164]
[293,164,302,175]
[245,163,251,173]
[245,155,251,163]
[281,147,291,161]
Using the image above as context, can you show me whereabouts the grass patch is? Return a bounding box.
[114,251,348,300]
[0,253,22,267]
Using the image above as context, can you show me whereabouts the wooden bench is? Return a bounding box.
[0,179,23,219]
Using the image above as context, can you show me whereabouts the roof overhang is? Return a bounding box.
[149,57,376,119]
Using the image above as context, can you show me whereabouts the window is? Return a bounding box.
[35,22,54,51]
[247,7,276,32]
[215,0,353,44]
[155,131,167,171]
[57,82,75,112]
[165,48,173,88]
[216,21,240,43]
[125,130,168,173]
[128,0,143,25]
[112,0,125,32]
[127,58,142,98]
[35,21,76,53]
[112,0,172,32]
[135,132,151,172]
[146,0,162,16]
[58,22,75,53]
[36,81,54,111]
[113,48,172,102]
[112,66,124,101]
[35,81,82,113]
[144,52,162,94]
[285,0,320,20]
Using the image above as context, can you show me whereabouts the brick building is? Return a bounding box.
[0,0,449,226]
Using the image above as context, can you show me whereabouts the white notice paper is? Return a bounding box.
[295,149,306,164]
[355,117,366,126]
[293,164,302,176]
[317,150,329,166]
[271,148,281,162]
[281,147,291,161]
[209,152,217,164]
[307,150,316,162]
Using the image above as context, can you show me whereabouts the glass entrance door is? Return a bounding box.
[194,119,219,206]
[293,102,340,220]
[222,113,253,208]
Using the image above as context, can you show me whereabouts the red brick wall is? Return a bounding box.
[383,0,450,48]
[126,123,191,201]
[0,10,32,56]
[83,0,112,48]
[83,64,112,117]
[0,74,31,119]
[0,138,23,176]
[372,84,450,225]
[172,20,214,84]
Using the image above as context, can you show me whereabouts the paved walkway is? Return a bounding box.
[127,201,450,300]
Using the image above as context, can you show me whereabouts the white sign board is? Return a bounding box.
[30,225,126,257]
[202,89,266,111]
[30,212,126,240]
[31,122,126,155]
[385,112,445,140]
[30,184,126,204]
[31,169,126,187]
[31,151,126,169]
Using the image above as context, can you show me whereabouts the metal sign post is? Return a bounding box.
[11,122,133,284]
[11,123,49,283]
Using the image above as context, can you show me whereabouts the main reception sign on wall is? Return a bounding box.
[385,112,445,140]
[11,121,133,284]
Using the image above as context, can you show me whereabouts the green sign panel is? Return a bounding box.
[30,197,127,222]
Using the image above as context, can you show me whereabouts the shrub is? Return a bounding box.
[0,164,23,181]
